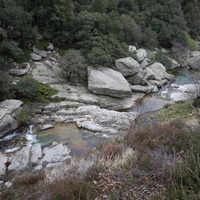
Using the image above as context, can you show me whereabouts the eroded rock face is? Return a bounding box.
[50,84,138,111]
[115,57,140,77]
[8,146,31,171]
[0,100,23,137]
[50,105,138,134]
[31,61,65,84]
[6,143,71,173]
[39,143,71,165]
[0,152,7,176]
[186,51,200,69]
[88,67,132,98]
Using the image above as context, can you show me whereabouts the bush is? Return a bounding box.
[125,119,190,154]
[16,107,31,125]
[0,72,15,101]
[186,33,199,51]
[78,34,131,67]
[165,127,200,199]
[35,82,58,102]
[60,50,88,85]
[50,178,96,200]
[15,77,58,102]
[15,77,38,100]
[101,142,123,160]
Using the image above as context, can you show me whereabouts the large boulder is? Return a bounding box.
[8,146,31,171]
[126,69,146,85]
[88,67,132,98]
[148,63,174,81]
[140,58,151,69]
[186,51,200,69]
[115,57,140,77]
[39,143,71,165]
[0,100,23,137]
[136,49,147,62]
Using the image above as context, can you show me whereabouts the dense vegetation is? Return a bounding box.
[0,0,200,71]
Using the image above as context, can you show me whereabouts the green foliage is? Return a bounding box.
[0,72,15,101]
[15,107,31,125]
[142,27,158,49]
[1,0,200,73]
[125,119,190,154]
[154,102,193,122]
[79,34,130,67]
[60,50,88,85]
[35,41,49,50]
[186,33,199,51]
[15,77,38,100]
[15,77,58,102]
[35,82,58,102]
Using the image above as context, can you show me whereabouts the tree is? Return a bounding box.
[60,50,88,85]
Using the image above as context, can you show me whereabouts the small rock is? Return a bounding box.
[34,165,43,171]
[128,45,136,52]
[46,43,54,51]
[5,181,12,188]
[30,52,42,61]
[39,124,54,131]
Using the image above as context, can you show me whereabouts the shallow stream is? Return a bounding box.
[1,67,200,156]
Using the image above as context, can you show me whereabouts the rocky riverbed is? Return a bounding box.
[1,45,200,178]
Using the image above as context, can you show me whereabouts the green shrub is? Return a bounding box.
[125,119,190,154]
[0,72,15,101]
[15,77,58,102]
[35,82,58,102]
[35,40,49,50]
[16,107,31,125]
[15,77,39,100]
[60,50,88,85]
[186,33,199,51]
